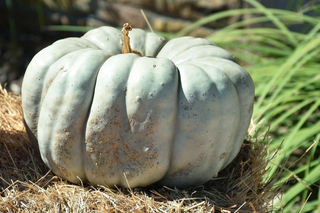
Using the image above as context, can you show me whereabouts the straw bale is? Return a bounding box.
[0,86,279,212]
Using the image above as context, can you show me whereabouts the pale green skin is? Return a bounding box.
[22,26,254,188]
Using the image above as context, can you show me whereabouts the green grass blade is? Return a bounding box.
[268,98,317,131]
[255,35,320,110]
[302,134,320,205]
[266,47,320,106]
[215,42,291,57]
[177,7,320,37]
[245,0,298,45]
[276,158,320,184]
[280,164,320,211]
[269,123,320,154]
[208,28,305,43]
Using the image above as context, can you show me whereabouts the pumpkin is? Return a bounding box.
[22,23,254,188]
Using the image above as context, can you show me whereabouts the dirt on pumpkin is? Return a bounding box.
[0,85,281,212]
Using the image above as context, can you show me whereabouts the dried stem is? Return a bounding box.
[121,23,143,57]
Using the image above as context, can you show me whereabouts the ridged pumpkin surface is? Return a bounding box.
[22,26,254,188]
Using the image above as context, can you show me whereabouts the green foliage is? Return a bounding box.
[177,0,320,212]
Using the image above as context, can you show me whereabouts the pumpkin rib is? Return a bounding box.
[183,62,242,170]
[186,57,254,167]
[84,54,139,186]
[120,56,178,187]
[84,54,179,187]
[22,42,94,141]
[54,37,101,50]
[37,49,110,183]
[157,36,213,60]
[144,31,167,57]
[171,45,237,65]
[82,26,123,54]
[159,62,240,188]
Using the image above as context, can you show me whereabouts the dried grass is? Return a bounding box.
[0,86,280,212]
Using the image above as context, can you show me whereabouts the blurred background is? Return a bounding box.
[0,0,318,93]
[1,0,320,212]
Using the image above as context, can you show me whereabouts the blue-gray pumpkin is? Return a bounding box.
[22,24,254,188]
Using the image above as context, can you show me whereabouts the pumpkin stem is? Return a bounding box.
[122,23,143,57]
